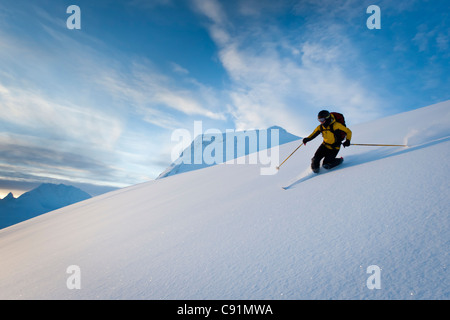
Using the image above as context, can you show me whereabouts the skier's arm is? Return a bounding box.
[307,126,321,140]
[335,123,352,141]
[303,126,321,145]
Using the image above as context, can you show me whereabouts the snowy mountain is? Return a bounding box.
[157,125,299,179]
[0,183,91,229]
[0,100,449,299]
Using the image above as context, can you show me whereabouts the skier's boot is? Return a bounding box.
[311,158,320,173]
[323,157,343,169]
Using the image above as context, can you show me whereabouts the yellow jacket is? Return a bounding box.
[306,114,352,150]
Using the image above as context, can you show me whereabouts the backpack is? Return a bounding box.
[331,112,346,127]
[321,112,347,144]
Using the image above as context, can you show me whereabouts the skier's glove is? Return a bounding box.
[302,138,311,145]
[343,140,351,148]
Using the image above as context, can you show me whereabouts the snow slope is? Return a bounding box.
[0,184,91,229]
[0,101,449,300]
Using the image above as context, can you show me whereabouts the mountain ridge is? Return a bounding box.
[157,125,300,179]
[0,183,91,229]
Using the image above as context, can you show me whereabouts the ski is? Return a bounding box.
[323,157,344,169]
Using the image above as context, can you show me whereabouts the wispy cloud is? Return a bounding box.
[171,62,190,75]
[0,4,200,188]
[0,132,125,186]
[0,1,230,189]
[0,84,123,148]
[95,62,226,129]
[191,0,384,134]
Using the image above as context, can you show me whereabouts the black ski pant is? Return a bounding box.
[311,144,340,170]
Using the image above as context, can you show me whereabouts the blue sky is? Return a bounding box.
[0,0,449,197]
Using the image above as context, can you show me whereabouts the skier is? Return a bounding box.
[302,110,352,173]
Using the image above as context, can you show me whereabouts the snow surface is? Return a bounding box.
[0,101,449,299]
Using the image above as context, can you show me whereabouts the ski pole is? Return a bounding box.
[350,143,409,147]
[276,143,304,170]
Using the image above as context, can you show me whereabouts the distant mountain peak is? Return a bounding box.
[267,125,286,131]
[0,183,92,229]
[157,125,300,179]
[2,192,15,201]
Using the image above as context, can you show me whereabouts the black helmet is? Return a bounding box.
[318,110,330,124]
